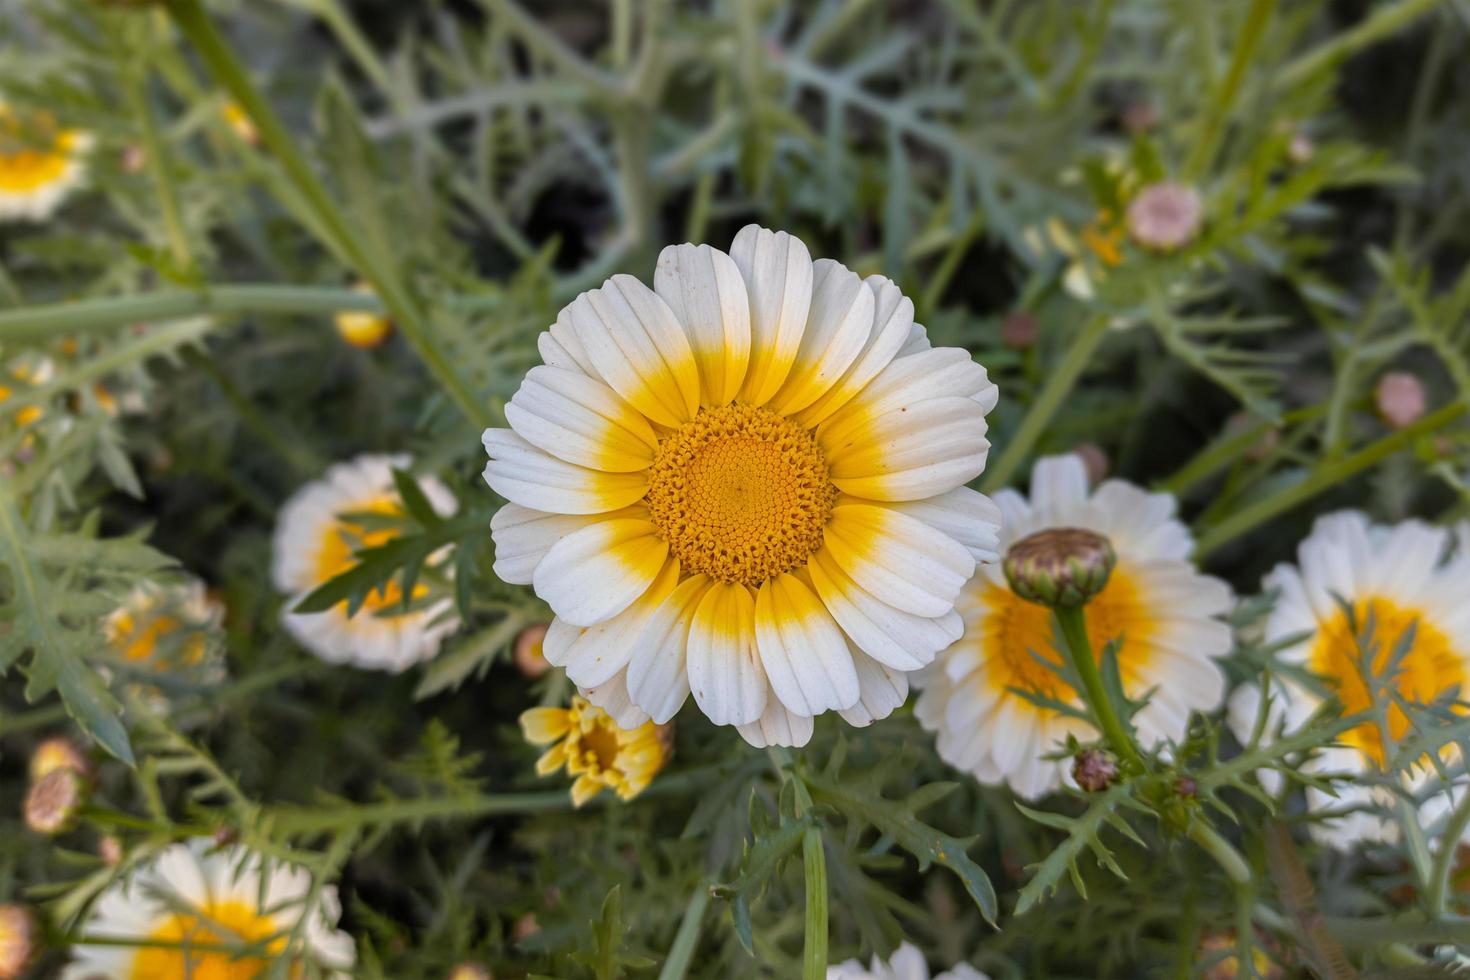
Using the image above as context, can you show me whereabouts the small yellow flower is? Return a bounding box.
[1197,931,1283,980]
[29,737,92,784]
[221,101,259,145]
[103,580,222,671]
[0,106,91,223]
[520,696,671,806]
[334,283,393,349]
[0,358,53,429]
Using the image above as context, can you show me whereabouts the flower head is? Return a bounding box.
[334,283,393,349]
[1071,748,1118,792]
[520,696,671,806]
[1125,182,1203,252]
[0,106,91,222]
[916,454,1233,798]
[827,941,989,980]
[29,736,92,783]
[1003,527,1117,608]
[24,767,88,836]
[1375,371,1426,429]
[61,838,354,979]
[272,454,460,672]
[484,225,1000,746]
[449,965,493,980]
[0,904,38,980]
[103,579,222,673]
[1227,511,1470,846]
[1197,931,1283,980]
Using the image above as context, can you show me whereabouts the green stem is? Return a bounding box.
[1184,0,1277,179]
[124,66,192,269]
[656,881,711,980]
[1194,400,1467,557]
[162,0,490,430]
[981,315,1110,492]
[1156,405,1325,496]
[769,747,828,980]
[1275,0,1449,91]
[1426,788,1470,916]
[0,285,376,342]
[1187,822,1251,886]
[1053,605,1145,772]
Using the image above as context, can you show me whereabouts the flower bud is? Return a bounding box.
[29,736,93,784]
[1375,371,1426,430]
[513,623,551,679]
[1174,775,1198,798]
[98,834,124,865]
[0,904,38,980]
[24,767,88,836]
[512,912,540,942]
[1003,527,1117,608]
[1125,182,1203,252]
[1121,101,1157,134]
[1197,930,1284,980]
[448,964,493,980]
[1287,133,1314,165]
[334,283,393,349]
[1000,312,1039,350]
[1072,749,1118,792]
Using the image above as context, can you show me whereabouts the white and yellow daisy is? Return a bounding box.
[272,454,460,672]
[63,838,354,979]
[828,942,989,980]
[103,579,223,674]
[1227,511,1470,847]
[914,454,1233,798]
[0,106,91,223]
[484,225,1001,746]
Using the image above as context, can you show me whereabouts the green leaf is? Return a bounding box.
[1013,783,1136,915]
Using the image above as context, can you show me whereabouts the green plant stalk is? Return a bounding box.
[1184,0,1278,179]
[162,0,491,430]
[1194,400,1468,557]
[656,881,711,980]
[1275,0,1449,91]
[982,315,1110,492]
[1156,405,1326,495]
[0,285,377,343]
[124,66,192,269]
[1427,787,1470,915]
[769,747,828,980]
[1053,606,1145,772]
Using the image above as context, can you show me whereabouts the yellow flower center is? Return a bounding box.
[1309,596,1465,767]
[131,900,288,980]
[645,403,836,586]
[106,608,206,668]
[0,111,78,194]
[977,564,1155,705]
[313,496,424,614]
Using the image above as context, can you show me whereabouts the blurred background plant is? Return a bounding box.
[1,0,1469,976]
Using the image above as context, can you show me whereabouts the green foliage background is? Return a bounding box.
[2,0,1470,976]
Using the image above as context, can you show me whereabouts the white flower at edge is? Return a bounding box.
[62,838,354,979]
[1227,511,1470,848]
[272,453,459,672]
[915,454,1234,799]
[828,941,990,980]
[484,224,1001,747]
[0,105,92,223]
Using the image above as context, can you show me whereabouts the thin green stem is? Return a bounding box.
[1194,400,1467,557]
[124,65,192,269]
[162,0,490,429]
[1053,605,1145,772]
[1427,788,1470,915]
[1184,0,1277,179]
[768,747,827,980]
[1187,822,1251,886]
[982,315,1110,492]
[656,881,711,980]
[1156,405,1325,496]
[1275,0,1449,92]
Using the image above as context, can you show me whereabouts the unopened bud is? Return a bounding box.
[448,964,493,980]
[1287,133,1314,165]
[1126,182,1203,252]
[98,834,124,865]
[0,904,38,980]
[1121,101,1158,134]
[334,283,393,349]
[1001,312,1039,350]
[1072,749,1118,792]
[513,912,540,942]
[513,623,551,679]
[1198,930,1284,980]
[24,768,88,836]
[1004,527,1117,608]
[29,737,93,784]
[1375,371,1426,429]
[1174,775,1198,799]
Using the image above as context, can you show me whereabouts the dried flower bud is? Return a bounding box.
[1125,182,1203,252]
[1174,775,1198,799]
[512,912,541,942]
[1004,527,1117,608]
[1375,371,1426,429]
[24,767,88,836]
[98,834,124,865]
[29,737,92,784]
[1072,749,1119,792]
[1001,312,1039,350]
[1072,443,1108,486]
[0,904,38,980]
[513,623,551,679]
[447,964,493,980]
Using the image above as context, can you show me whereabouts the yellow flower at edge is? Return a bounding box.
[334,282,393,349]
[520,696,671,806]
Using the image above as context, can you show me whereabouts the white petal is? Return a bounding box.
[736,677,817,748]
[490,503,612,585]
[807,547,962,671]
[766,258,873,415]
[549,560,681,687]
[579,667,652,728]
[822,503,975,618]
[885,486,1003,565]
[729,224,813,405]
[823,396,991,501]
[753,572,859,716]
[533,519,669,627]
[482,428,649,515]
[796,273,916,426]
[837,648,910,726]
[625,574,711,722]
[654,242,751,406]
[686,581,767,725]
[504,365,659,472]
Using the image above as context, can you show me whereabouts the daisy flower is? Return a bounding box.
[484,225,1001,747]
[0,106,91,222]
[915,454,1233,799]
[0,356,54,430]
[103,579,223,674]
[520,696,672,806]
[272,454,460,672]
[63,838,354,979]
[1227,511,1470,847]
[828,942,989,980]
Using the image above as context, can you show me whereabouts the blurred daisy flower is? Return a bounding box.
[273,454,460,672]
[0,356,54,430]
[484,224,1000,747]
[0,105,91,222]
[62,838,354,979]
[520,695,672,806]
[827,942,989,980]
[334,282,393,349]
[104,579,223,673]
[915,454,1233,798]
[1228,512,1470,847]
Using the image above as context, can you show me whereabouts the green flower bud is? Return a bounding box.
[1003,527,1117,608]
